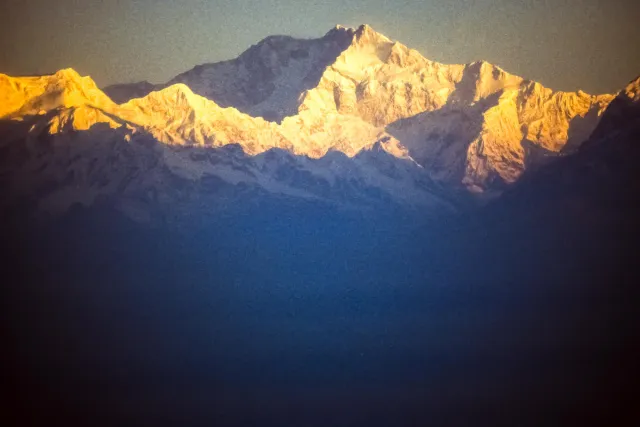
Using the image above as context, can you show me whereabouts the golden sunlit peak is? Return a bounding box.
[352,24,391,45]
[54,68,82,79]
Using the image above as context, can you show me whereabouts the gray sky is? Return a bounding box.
[1,0,638,94]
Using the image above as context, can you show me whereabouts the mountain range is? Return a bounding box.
[0,24,632,222]
[2,24,640,427]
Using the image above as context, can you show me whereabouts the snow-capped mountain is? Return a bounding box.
[0,24,629,220]
[0,68,117,118]
[0,67,452,220]
[104,24,614,191]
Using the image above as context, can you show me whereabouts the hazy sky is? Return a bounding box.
[1,0,638,93]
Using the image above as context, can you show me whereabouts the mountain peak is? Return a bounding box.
[50,68,103,93]
[121,83,219,118]
[323,24,390,46]
[0,68,114,119]
[53,67,82,80]
[353,24,391,45]
[355,23,375,34]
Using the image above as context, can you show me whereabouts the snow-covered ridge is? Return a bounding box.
[2,66,448,217]
[1,24,620,202]
[99,24,614,190]
[0,70,399,158]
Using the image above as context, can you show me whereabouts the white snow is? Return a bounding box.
[0,23,618,217]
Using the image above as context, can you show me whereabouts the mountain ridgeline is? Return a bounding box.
[2,24,640,427]
[0,24,618,223]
